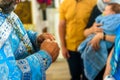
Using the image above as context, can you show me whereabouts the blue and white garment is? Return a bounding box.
[104,75,115,80]
[0,11,52,80]
[110,24,120,80]
[77,14,120,80]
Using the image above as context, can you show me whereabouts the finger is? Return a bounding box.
[50,42,59,56]
[45,34,55,41]
[96,24,102,27]
[91,43,97,51]
[41,40,59,57]
[40,39,51,49]
[52,46,60,62]
[66,52,70,58]
[63,53,67,59]
[93,43,99,51]
[47,41,59,57]
[48,36,55,41]
[65,53,69,59]
[45,39,51,42]
[48,34,55,40]
[96,42,100,50]
[62,51,68,59]
[93,44,97,51]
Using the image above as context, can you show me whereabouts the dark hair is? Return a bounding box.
[0,0,16,14]
[108,3,120,14]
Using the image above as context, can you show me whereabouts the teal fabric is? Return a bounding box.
[110,24,120,80]
[0,11,52,80]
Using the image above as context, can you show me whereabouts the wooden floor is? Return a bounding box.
[46,59,71,80]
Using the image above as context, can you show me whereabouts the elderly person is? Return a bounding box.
[0,0,60,80]
[83,0,120,80]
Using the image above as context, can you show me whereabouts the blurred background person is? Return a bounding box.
[58,0,96,80]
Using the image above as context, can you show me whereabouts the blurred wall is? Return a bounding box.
[31,0,63,59]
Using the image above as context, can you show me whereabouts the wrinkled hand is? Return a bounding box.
[37,33,55,46]
[61,46,70,59]
[40,39,60,62]
[91,23,103,34]
[88,32,104,50]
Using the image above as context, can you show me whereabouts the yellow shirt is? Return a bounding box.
[59,0,97,51]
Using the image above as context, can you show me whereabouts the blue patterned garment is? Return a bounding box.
[77,14,120,80]
[0,11,52,80]
[110,24,120,80]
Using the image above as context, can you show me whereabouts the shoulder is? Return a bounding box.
[60,0,69,6]
[60,0,76,8]
[10,12,22,24]
[59,0,75,12]
[11,12,19,19]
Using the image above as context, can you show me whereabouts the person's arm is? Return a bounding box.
[59,20,66,48]
[104,35,115,42]
[84,5,102,37]
[84,25,94,37]
[103,48,114,79]
[1,39,59,80]
[58,20,70,59]
[84,22,103,37]
[16,41,59,80]
[88,32,115,50]
[58,0,70,59]
[58,0,66,49]
[19,40,59,79]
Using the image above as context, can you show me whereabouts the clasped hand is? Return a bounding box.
[38,33,60,62]
[88,32,104,50]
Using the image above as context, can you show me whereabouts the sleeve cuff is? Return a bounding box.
[35,50,52,70]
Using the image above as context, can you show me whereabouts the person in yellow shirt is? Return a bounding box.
[58,0,96,80]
